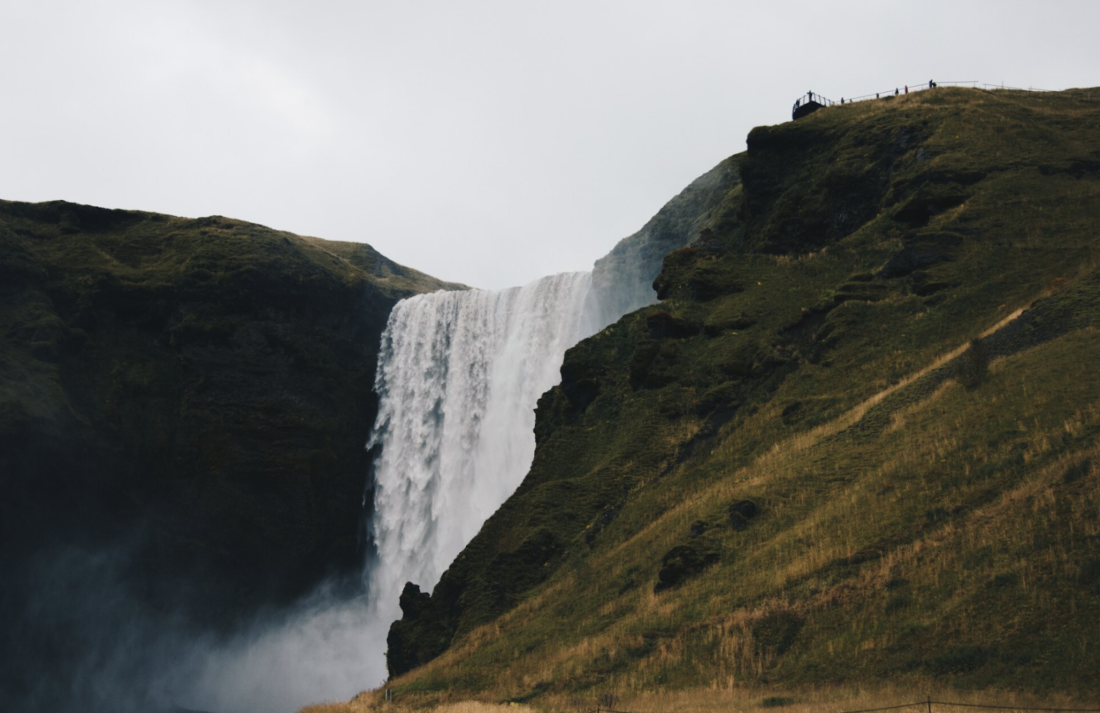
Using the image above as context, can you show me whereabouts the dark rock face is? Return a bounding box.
[386,527,563,677]
[739,120,931,254]
[729,500,759,531]
[954,338,989,389]
[560,357,603,411]
[0,200,460,626]
[752,610,803,655]
[398,583,432,618]
[878,231,963,278]
[654,544,719,592]
[645,311,701,339]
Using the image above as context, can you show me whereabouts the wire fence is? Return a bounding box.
[845,80,978,103]
[792,80,1096,118]
[593,699,1100,713]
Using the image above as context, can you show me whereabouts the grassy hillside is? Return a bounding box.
[380,86,1100,703]
[0,200,462,622]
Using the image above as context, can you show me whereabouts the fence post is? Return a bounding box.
[927,696,932,713]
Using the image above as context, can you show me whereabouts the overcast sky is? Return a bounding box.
[2,1,1097,289]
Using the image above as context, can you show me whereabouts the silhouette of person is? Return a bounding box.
[905,85,909,94]
[930,79,935,88]
[876,92,880,99]
[895,88,899,96]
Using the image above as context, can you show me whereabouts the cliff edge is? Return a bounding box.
[0,201,462,624]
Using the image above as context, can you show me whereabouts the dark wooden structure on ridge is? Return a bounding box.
[792,91,834,120]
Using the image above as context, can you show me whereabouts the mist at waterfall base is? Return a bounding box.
[1,539,390,713]
[1,270,647,713]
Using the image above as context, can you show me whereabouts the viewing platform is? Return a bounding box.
[791,91,834,120]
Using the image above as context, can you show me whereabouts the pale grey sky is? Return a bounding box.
[2,1,1097,289]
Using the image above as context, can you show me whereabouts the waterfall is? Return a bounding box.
[357,154,737,687]
[168,153,717,703]
[365,271,599,614]
[168,259,664,709]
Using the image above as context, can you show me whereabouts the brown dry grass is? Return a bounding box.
[303,686,1098,713]
[302,699,539,713]
[387,322,1100,700]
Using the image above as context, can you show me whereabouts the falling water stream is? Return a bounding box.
[366,271,600,608]
[155,270,646,713]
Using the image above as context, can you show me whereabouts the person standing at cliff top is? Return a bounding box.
[905,84,909,94]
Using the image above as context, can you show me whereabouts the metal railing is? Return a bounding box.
[844,80,978,103]
[792,91,836,115]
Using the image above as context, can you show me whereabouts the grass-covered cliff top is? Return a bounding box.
[0,200,461,302]
[372,86,1100,707]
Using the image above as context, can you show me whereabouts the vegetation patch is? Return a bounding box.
[655,545,720,592]
[760,696,796,708]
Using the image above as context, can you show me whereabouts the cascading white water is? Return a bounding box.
[365,271,599,613]
[171,269,654,712]
[311,154,730,693]
[173,152,724,704]
[148,275,609,713]
[147,266,655,711]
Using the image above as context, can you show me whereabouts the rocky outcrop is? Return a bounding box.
[587,155,743,328]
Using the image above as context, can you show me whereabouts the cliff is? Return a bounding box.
[0,201,462,624]
[383,87,1100,698]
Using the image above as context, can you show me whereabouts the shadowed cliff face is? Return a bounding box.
[0,200,462,627]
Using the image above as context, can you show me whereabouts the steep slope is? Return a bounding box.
[383,154,745,678]
[0,200,462,624]
[383,87,1100,699]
